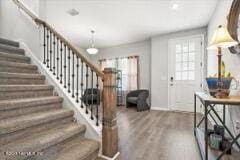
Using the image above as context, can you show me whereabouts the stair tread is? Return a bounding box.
[0,72,44,79]
[0,52,30,64]
[0,123,86,156]
[0,85,53,91]
[0,60,37,69]
[0,51,29,59]
[0,96,63,111]
[0,43,24,55]
[0,108,73,135]
[55,138,100,160]
[0,38,19,47]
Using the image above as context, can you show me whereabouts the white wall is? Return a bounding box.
[0,0,42,60]
[90,40,151,93]
[0,0,90,60]
[207,0,240,136]
[151,27,207,109]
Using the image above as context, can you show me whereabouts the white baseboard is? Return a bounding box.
[151,107,170,111]
[99,152,120,160]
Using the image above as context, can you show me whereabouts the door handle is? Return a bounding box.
[170,77,174,86]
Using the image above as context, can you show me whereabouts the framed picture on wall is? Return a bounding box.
[228,0,240,54]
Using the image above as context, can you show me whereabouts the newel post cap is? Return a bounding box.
[103,68,117,74]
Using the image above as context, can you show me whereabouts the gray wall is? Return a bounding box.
[90,40,152,93]
[151,27,207,109]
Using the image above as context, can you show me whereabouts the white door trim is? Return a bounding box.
[167,34,205,111]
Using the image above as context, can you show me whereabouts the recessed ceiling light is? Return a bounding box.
[67,9,79,16]
[172,3,179,10]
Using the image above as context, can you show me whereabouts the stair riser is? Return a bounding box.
[0,55,30,64]
[0,110,73,136]
[0,67,38,74]
[1,126,85,160]
[0,102,62,120]
[0,78,45,85]
[0,89,53,100]
[0,117,74,146]
[0,47,24,55]
[36,133,86,160]
[0,38,19,48]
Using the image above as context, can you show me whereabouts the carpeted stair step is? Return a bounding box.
[0,123,86,160]
[0,96,63,120]
[0,115,74,146]
[0,52,30,63]
[0,85,54,100]
[0,108,74,136]
[0,43,25,55]
[0,60,38,73]
[55,138,100,160]
[0,38,19,48]
[0,72,45,85]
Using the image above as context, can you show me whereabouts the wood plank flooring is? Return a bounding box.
[116,107,201,160]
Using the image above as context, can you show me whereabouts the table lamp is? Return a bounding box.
[207,25,238,98]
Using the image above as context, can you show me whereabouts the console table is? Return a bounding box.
[194,92,240,160]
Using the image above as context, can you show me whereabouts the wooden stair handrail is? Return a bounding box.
[12,0,38,21]
[12,0,104,78]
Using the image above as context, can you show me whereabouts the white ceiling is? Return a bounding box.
[43,0,218,48]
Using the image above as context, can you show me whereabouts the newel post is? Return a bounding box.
[102,68,118,157]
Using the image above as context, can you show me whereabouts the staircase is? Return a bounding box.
[0,38,100,160]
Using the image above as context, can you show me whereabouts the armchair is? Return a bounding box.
[81,88,100,105]
[126,90,150,111]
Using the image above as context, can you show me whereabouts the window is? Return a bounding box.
[175,41,195,81]
[99,56,138,91]
[117,58,128,90]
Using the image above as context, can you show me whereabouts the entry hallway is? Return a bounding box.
[117,107,201,160]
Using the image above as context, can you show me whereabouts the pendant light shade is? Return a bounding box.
[86,30,99,55]
[86,47,99,55]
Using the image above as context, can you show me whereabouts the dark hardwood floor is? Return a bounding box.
[116,107,201,160]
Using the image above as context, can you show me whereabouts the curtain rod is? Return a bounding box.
[99,55,139,62]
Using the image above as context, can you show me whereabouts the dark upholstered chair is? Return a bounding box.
[81,88,100,105]
[126,90,150,111]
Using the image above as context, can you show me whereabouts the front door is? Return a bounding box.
[169,36,203,112]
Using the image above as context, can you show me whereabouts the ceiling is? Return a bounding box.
[42,0,218,48]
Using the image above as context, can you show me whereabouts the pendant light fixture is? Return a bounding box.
[86,30,99,55]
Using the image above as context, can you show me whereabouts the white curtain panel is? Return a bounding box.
[99,56,139,105]
[126,57,138,91]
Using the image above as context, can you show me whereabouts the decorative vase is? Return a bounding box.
[206,77,233,97]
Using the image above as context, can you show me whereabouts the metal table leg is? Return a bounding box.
[197,105,216,128]
[205,103,208,160]
[194,94,196,135]
[223,104,226,125]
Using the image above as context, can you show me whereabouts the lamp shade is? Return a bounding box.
[208,25,238,50]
